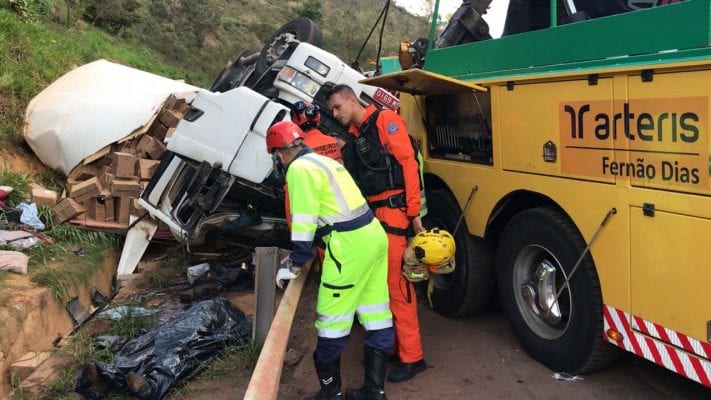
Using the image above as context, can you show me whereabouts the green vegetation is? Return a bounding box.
[0,169,116,301]
[0,7,197,147]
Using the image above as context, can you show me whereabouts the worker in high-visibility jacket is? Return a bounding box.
[326,84,427,384]
[267,120,394,400]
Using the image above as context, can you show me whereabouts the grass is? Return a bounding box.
[169,340,260,397]
[143,246,191,288]
[0,168,117,300]
[0,168,30,209]
[0,8,201,148]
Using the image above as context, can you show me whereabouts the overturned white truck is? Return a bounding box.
[26,18,398,274]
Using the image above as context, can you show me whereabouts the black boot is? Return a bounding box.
[303,353,342,400]
[386,359,426,383]
[345,346,388,400]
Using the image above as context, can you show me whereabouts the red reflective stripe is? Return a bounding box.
[616,308,643,355]
[645,337,663,365]
[677,332,697,356]
[662,341,688,378]
[633,316,649,335]
[690,356,711,387]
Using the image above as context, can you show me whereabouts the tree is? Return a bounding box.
[296,0,322,23]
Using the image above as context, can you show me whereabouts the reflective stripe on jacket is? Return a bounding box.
[287,151,372,265]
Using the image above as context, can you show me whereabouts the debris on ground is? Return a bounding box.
[552,372,584,381]
[0,230,41,249]
[0,250,29,274]
[100,305,160,321]
[186,262,211,285]
[76,298,252,399]
[17,202,45,230]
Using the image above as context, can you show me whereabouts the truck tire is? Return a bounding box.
[424,188,495,317]
[497,207,619,374]
[210,43,262,92]
[254,17,324,78]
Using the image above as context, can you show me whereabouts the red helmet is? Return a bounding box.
[266,120,305,153]
[290,101,321,130]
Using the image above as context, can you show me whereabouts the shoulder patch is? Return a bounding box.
[387,122,399,135]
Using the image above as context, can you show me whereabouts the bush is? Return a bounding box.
[7,0,54,20]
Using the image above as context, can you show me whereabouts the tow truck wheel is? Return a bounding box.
[424,189,495,317]
[255,17,324,78]
[497,207,619,374]
[210,43,262,92]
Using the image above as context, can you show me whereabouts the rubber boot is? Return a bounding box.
[303,353,342,400]
[345,346,388,400]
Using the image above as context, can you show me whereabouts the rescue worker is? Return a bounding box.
[325,85,427,383]
[291,100,345,162]
[267,120,395,400]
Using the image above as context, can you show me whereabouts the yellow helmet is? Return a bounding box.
[411,228,456,267]
[402,246,430,282]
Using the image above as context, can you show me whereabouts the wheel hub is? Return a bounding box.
[520,260,562,326]
[266,33,298,64]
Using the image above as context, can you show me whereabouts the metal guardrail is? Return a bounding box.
[244,254,312,400]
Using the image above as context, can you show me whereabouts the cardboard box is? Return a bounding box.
[29,184,58,207]
[114,197,132,224]
[86,199,105,221]
[102,191,114,221]
[149,123,169,142]
[137,159,160,180]
[110,152,138,179]
[159,109,182,128]
[165,94,188,114]
[86,191,115,222]
[110,178,142,197]
[117,140,140,157]
[137,135,166,160]
[68,164,99,182]
[53,198,86,224]
[69,177,101,203]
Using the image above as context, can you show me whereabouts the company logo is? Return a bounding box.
[559,97,709,190]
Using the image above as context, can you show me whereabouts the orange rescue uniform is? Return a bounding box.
[284,127,345,227]
[348,104,424,364]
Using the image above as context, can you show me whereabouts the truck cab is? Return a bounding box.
[136,23,399,252]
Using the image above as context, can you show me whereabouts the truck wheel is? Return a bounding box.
[210,43,262,92]
[497,207,619,374]
[254,17,324,78]
[424,188,495,317]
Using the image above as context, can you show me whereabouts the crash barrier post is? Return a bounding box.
[244,258,313,400]
[253,247,282,345]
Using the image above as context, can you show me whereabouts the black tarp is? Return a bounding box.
[76,298,252,399]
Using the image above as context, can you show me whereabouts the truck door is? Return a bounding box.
[627,69,711,344]
[498,77,616,183]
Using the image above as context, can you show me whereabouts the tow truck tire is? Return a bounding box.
[497,207,619,374]
[210,43,262,92]
[424,188,496,317]
[255,17,324,77]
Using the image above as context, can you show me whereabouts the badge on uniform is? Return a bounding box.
[387,123,399,135]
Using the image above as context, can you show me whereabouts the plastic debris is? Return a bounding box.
[76,298,252,399]
[186,262,211,285]
[17,202,45,230]
[0,230,39,249]
[100,306,160,321]
[552,372,584,381]
[0,250,29,274]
